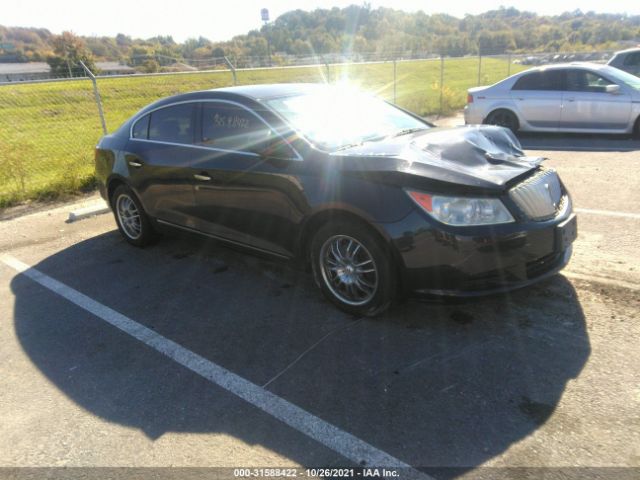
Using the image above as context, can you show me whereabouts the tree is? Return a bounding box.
[46,31,97,77]
[140,58,160,73]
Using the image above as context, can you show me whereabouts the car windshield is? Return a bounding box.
[265,87,429,151]
[604,67,640,90]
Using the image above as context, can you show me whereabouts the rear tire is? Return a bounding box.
[485,109,519,133]
[633,117,640,140]
[310,221,395,317]
[112,185,157,247]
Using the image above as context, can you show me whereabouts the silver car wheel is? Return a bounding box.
[319,235,378,306]
[116,194,142,240]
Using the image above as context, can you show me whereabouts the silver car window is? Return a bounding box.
[566,70,611,93]
[512,70,563,91]
[623,52,640,66]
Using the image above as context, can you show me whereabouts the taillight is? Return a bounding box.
[467,93,474,104]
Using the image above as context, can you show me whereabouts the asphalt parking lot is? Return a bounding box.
[1,133,639,479]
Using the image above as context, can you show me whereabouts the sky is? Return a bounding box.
[2,0,640,43]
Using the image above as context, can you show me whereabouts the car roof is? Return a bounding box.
[117,83,343,135]
[213,83,329,100]
[519,62,620,75]
[613,47,640,55]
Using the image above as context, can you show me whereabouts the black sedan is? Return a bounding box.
[95,83,577,316]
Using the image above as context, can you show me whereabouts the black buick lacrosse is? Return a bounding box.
[95,83,577,315]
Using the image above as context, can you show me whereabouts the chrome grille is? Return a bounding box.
[509,168,563,221]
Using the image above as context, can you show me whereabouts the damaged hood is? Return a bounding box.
[334,125,544,190]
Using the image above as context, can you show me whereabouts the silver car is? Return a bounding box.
[608,47,640,77]
[464,63,640,137]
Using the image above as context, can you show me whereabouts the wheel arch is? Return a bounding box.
[483,107,521,130]
[297,209,389,259]
[296,208,406,291]
[106,175,129,207]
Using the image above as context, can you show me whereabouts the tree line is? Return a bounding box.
[1,5,639,74]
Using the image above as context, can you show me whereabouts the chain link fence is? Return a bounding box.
[0,50,616,207]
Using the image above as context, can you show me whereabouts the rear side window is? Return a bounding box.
[199,103,274,154]
[512,71,563,91]
[131,114,149,139]
[148,104,195,144]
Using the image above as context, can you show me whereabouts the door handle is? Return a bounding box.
[566,98,576,102]
[128,160,143,168]
[193,173,212,181]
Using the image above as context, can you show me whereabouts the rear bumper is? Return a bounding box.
[98,183,108,203]
[381,206,576,297]
[463,105,484,125]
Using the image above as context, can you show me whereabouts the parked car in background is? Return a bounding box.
[96,84,576,316]
[607,47,640,77]
[465,63,640,137]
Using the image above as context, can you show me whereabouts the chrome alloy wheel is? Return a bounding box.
[116,194,142,240]
[319,235,379,306]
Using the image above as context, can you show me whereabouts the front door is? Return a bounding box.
[189,101,303,258]
[561,69,632,131]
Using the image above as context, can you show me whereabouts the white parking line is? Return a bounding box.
[1,254,430,478]
[575,208,640,220]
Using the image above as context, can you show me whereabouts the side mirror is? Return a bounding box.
[605,84,621,95]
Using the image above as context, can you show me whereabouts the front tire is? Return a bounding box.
[633,116,640,140]
[310,222,395,316]
[485,109,519,133]
[112,185,156,247]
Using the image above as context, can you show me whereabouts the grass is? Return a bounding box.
[0,57,525,207]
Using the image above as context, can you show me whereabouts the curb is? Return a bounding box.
[67,202,110,223]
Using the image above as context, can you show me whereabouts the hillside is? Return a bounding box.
[1,6,639,65]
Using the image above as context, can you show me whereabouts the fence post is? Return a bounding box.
[224,56,237,86]
[439,55,444,116]
[507,53,512,77]
[393,58,397,104]
[79,60,107,135]
[477,51,482,86]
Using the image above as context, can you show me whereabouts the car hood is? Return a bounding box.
[334,125,544,191]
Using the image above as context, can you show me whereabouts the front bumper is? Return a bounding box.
[383,206,576,297]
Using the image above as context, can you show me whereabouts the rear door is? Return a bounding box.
[561,69,632,131]
[510,70,564,130]
[125,103,197,227]
[189,101,303,258]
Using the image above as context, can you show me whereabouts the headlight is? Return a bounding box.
[407,190,514,226]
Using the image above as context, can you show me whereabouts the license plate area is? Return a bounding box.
[556,213,578,251]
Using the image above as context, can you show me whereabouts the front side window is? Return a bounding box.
[199,103,275,154]
[148,104,195,144]
[565,70,613,93]
[512,70,563,91]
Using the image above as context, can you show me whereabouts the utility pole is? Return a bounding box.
[64,44,73,78]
